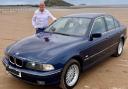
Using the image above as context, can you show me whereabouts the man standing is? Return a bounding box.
[32,1,56,34]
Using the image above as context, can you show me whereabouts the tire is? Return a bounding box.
[60,59,80,89]
[113,39,124,57]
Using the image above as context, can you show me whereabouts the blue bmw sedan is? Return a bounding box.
[2,13,127,89]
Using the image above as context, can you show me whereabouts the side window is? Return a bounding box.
[105,16,115,30]
[91,18,106,34]
[114,19,120,28]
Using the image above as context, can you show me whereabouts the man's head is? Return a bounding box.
[39,1,45,12]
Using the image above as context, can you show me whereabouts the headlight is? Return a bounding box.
[42,64,55,71]
[26,62,55,71]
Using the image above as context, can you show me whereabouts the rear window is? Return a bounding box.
[105,16,115,30]
[114,19,120,28]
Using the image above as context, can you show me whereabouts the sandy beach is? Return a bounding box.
[0,7,128,89]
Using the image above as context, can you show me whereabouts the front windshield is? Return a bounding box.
[45,17,91,36]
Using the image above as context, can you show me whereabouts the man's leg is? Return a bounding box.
[36,28,39,34]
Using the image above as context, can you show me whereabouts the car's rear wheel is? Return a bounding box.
[113,39,124,57]
[60,59,80,89]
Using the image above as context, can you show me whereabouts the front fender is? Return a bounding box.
[47,48,82,70]
[45,39,88,70]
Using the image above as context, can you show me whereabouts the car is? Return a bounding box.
[2,13,127,89]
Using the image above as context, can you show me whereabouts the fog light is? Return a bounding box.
[37,81,45,85]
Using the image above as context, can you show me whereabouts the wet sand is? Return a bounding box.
[0,7,128,89]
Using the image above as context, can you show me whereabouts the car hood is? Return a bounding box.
[7,33,83,62]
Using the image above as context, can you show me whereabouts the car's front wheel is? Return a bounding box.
[60,59,80,89]
[113,39,124,57]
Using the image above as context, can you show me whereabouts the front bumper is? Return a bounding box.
[2,57,62,85]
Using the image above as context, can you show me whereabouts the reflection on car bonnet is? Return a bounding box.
[36,32,51,42]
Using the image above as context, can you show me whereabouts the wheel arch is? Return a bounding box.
[69,55,84,72]
[120,35,125,45]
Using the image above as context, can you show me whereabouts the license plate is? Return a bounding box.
[7,66,22,78]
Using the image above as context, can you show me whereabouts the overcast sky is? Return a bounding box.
[0,0,40,5]
[0,0,128,5]
[64,0,128,5]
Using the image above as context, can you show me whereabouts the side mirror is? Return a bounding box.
[50,27,56,32]
[90,33,102,41]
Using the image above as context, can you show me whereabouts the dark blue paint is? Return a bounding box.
[2,13,127,85]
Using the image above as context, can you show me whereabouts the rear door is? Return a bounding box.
[81,17,111,67]
[104,16,121,51]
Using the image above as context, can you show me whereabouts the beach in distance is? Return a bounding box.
[0,6,128,89]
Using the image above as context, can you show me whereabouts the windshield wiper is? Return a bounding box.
[52,32,71,36]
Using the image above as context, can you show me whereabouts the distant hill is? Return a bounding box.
[45,0,73,6]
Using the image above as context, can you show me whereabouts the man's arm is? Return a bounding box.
[32,13,37,28]
[48,11,57,21]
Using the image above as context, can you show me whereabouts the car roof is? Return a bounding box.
[63,13,110,19]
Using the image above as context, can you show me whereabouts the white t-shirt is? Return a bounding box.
[32,9,56,28]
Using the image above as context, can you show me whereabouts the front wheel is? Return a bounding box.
[60,59,80,89]
[113,39,124,57]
